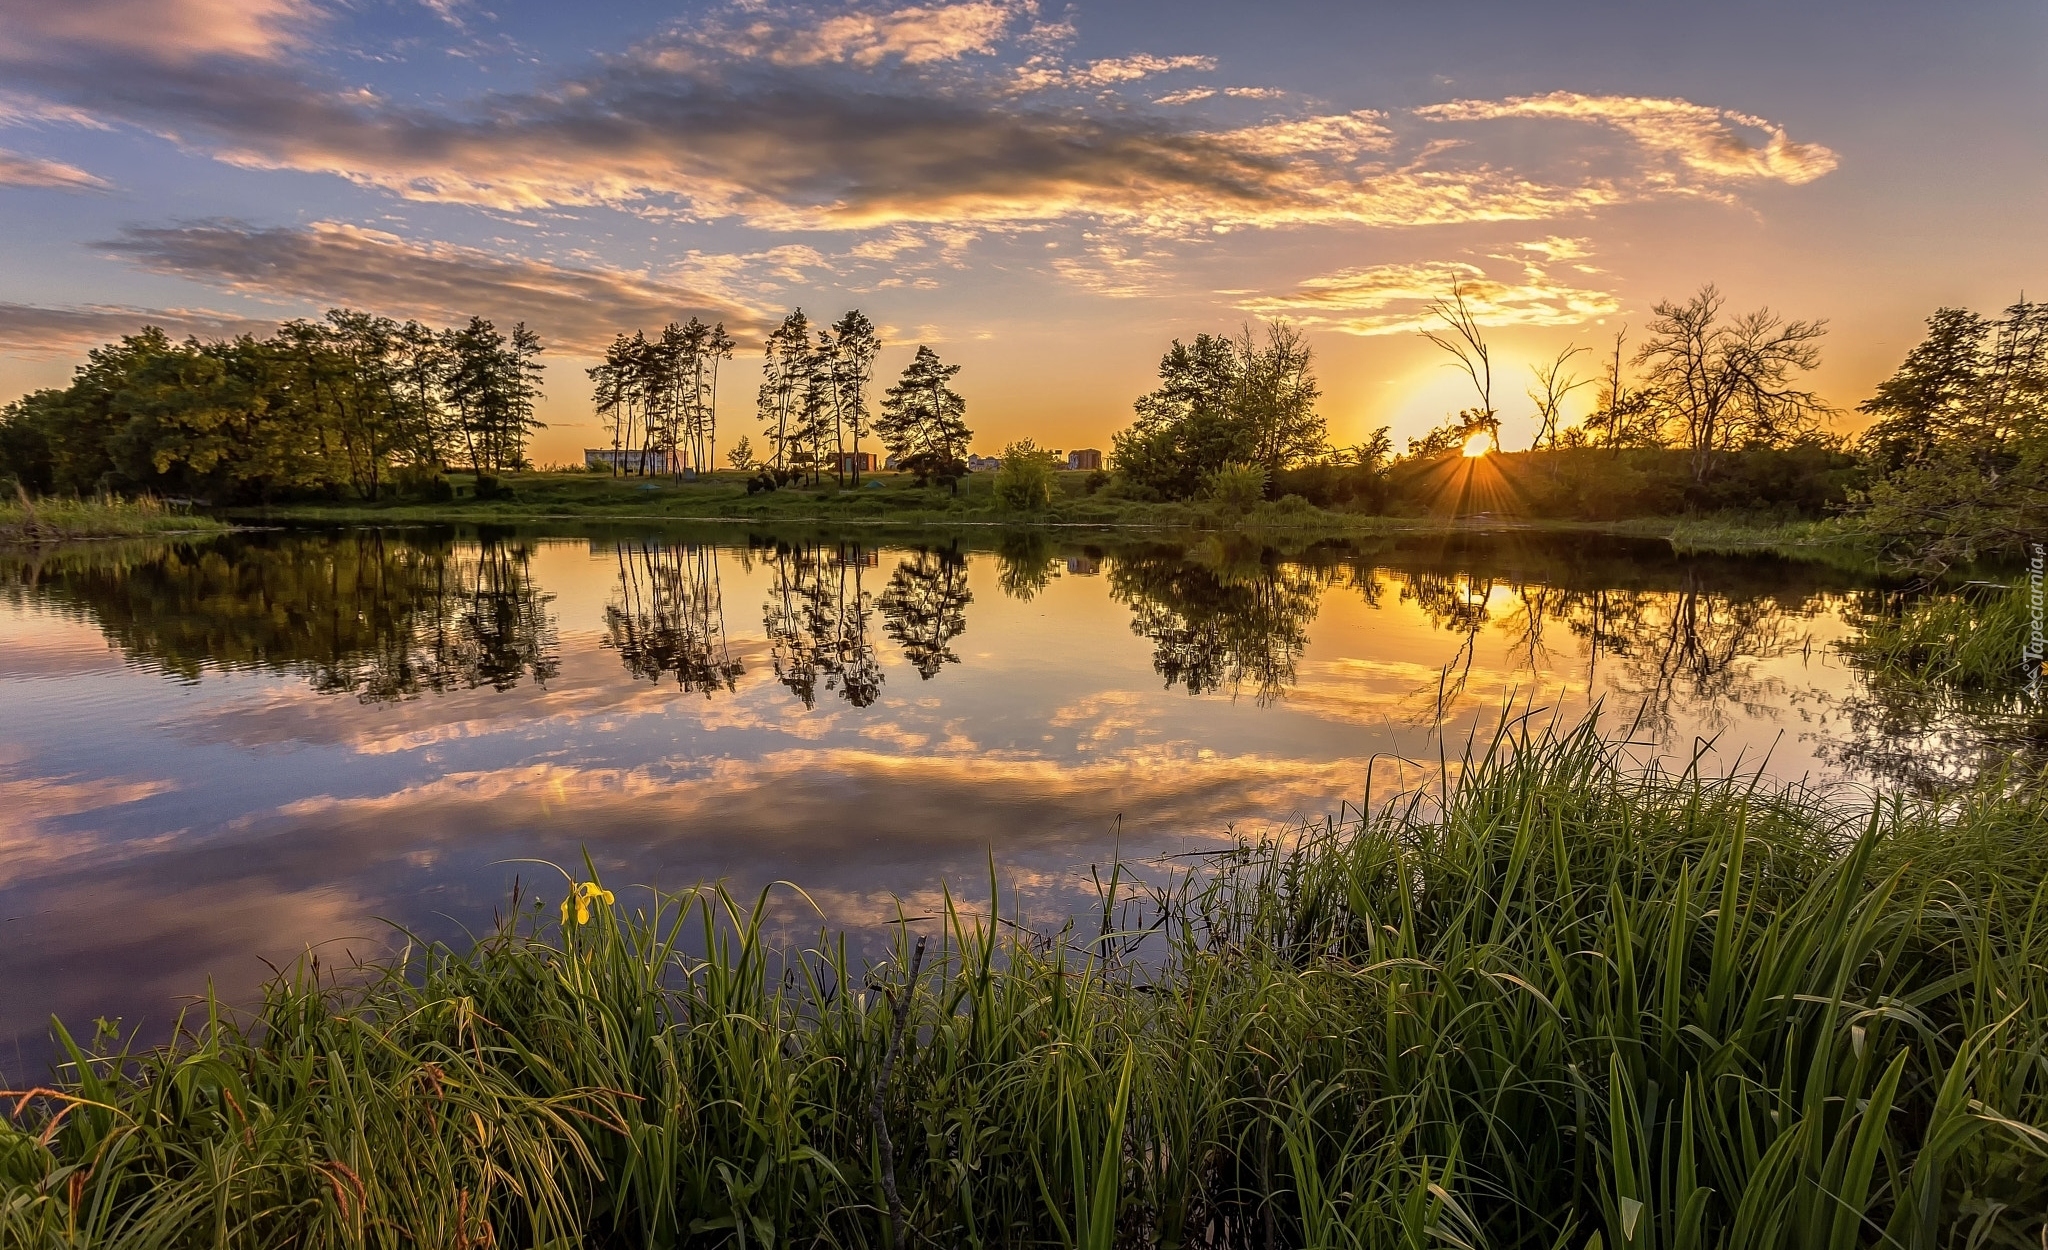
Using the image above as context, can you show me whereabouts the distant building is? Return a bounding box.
[966,453,1002,472]
[1067,448,1103,472]
[834,451,878,474]
[585,448,680,473]
[1065,555,1101,575]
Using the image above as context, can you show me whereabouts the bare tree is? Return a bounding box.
[1635,285,1829,484]
[1527,344,1590,450]
[1422,277,1498,448]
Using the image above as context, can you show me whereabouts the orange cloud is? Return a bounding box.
[1416,91,1839,186]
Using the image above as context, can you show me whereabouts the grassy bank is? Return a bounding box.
[234,469,1865,557]
[5,716,2044,1248]
[0,494,231,544]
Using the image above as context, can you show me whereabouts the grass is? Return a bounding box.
[0,494,231,544]
[6,714,2044,1249]
[1842,581,2032,690]
[233,470,1871,560]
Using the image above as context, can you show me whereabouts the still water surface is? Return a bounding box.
[0,525,1935,1074]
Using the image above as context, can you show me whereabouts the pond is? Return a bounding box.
[0,524,2002,1076]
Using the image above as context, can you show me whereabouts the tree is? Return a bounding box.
[726,435,756,472]
[758,310,811,473]
[1407,410,1498,460]
[1422,278,1495,448]
[447,317,545,472]
[1857,299,2048,569]
[994,438,1058,510]
[1578,327,1665,450]
[828,310,880,485]
[1856,307,1997,475]
[877,345,971,489]
[1110,323,1325,499]
[1528,344,1590,450]
[1634,285,1827,485]
[1232,322,1325,490]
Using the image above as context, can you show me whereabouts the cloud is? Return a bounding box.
[0,149,109,192]
[100,220,768,353]
[0,0,313,65]
[1416,91,1840,186]
[1013,52,1215,92]
[1236,244,1620,336]
[0,301,278,355]
[707,1,1019,67]
[1050,242,1173,298]
[0,3,1832,240]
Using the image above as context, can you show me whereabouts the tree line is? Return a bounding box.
[0,311,544,502]
[588,307,974,492]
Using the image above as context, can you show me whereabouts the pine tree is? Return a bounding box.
[877,345,970,488]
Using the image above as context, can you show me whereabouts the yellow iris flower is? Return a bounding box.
[559,881,616,925]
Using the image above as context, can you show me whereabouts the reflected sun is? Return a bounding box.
[1461,430,1492,458]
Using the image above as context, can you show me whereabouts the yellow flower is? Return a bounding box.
[560,881,615,926]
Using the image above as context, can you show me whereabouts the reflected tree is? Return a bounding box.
[764,541,884,706]
[10,532,561,699]
[1109,547,1323,703]
[879,546,972,680]
[604,540,742,695]
[994,531,1061,602]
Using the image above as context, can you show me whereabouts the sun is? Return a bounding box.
[1461,430,1492,458]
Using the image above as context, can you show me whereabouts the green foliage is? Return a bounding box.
[0,312,544,505]
[993,438,1058,510]
[590,318,736,478]
[877,345,971,470]
[1201,460,1266,514]
[1855,300,2048,570]
[1112,323,1325,500]
[4,716,2045,1248]
[1842,581,2031,690]
[0,493,230,543]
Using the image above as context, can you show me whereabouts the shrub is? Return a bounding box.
[993,439,1058,510]
[1202,461,1266,513]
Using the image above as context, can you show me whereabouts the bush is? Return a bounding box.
[1202,461,1266,513]
[993,439,1058,510]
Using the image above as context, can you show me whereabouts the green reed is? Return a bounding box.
[1843,581,2031,690]
[5,715,2046,1248]
[0,492,228,543]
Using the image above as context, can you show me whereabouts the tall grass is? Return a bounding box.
[4,716,2045,1248]
[0,492,228,543]
[1843,582,2030,690]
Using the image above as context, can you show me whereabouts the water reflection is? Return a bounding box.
[1108,545,1326,704]
[760,539,884,708]
[604,540,745,695]
[10,523,2002,1082]
[1822,589,2048,793]
[6,532,560,698]
[878,545,973,680]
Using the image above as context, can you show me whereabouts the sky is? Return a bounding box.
[0,0,2041,464]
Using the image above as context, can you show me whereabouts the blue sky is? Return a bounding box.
[0,0,2041,460]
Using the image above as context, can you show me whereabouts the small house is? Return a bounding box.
[1067,448,1103,471]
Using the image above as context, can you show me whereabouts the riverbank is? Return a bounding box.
[228,469,1868,560]
[0,494,231,544]
[4,715,2041,1248]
